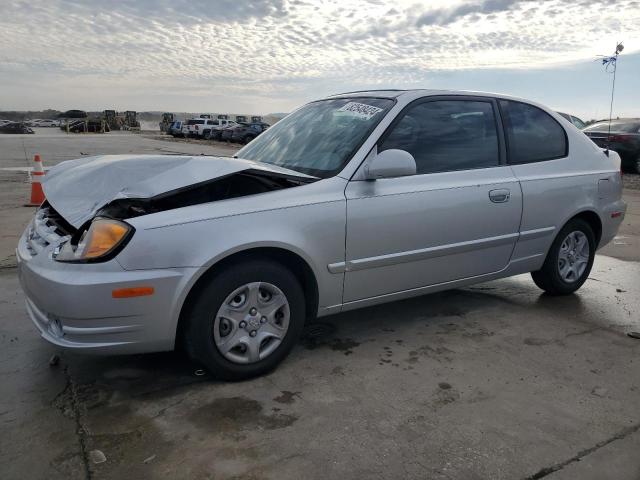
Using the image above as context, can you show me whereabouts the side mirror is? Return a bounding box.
[364,149,417,180]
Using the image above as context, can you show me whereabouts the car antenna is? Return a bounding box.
[597,41,624,156]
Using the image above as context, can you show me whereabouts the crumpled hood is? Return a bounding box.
[43,154,312,228]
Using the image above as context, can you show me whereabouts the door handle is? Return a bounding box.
[489,189,510,203]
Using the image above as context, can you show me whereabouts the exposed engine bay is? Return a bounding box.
[97,169,312,221]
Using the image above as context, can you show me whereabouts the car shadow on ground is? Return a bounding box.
[60,276,556,395]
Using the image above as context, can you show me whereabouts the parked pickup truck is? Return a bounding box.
[182,118,219,138]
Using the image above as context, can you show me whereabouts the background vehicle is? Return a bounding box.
[101,110,139,131]
[205,119,237,140]
[222,122,269,143]
[32,119,60,127]
[231,122,270,143]
[557,111,587,129]
[159,112,174,133]
[65,119,107,133]
[583,119,640,173]
[0,122,34,134]
[168,120,184,137]
[182,118,218,138]
[58,110,88,121]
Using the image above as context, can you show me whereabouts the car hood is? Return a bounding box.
[42,154,314,228]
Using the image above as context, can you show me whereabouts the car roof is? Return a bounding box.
[592,118,640,123]
[326,88,542,105]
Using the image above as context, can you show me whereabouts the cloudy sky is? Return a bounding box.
[1,0,639,119]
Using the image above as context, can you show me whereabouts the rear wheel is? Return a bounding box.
[183,260,306,380]
[634,154,640,174]
[531,218,595,295]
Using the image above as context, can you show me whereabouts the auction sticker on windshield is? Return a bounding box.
[337,102,383,120]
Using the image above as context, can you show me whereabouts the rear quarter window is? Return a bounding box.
[500,100,567,164]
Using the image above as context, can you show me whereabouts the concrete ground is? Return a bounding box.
[1,130,639,479]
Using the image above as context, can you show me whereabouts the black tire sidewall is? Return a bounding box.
[185,260,306,380]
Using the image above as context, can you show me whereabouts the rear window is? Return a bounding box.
[187,119,205,125]
[500,100,567,164]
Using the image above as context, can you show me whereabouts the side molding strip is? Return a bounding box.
[328,232,520,274]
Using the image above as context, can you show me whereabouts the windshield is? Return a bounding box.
[585,121,640,133]
[236,97,395,177]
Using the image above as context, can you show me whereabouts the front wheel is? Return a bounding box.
[531,218,595,295]
[183,260,306,380]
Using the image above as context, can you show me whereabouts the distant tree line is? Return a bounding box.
[0,109,62,121]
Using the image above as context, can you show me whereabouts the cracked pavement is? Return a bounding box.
[1,132,639,479]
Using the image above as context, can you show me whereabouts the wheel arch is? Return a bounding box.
[174,245,320,348]
[537,209,604,267]
[571,209,603,247]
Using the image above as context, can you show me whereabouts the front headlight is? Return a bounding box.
[55,218,133,263]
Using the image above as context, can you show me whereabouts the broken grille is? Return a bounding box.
[26,204,75,256]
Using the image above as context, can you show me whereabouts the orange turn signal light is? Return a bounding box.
[84,220,129,259]
[112,286,155,298]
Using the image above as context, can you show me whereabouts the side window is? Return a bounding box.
[500,100,567,164]
[570,116,586,130]
[379,100,500,175]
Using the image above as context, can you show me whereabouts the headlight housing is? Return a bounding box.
[54,218,134,263]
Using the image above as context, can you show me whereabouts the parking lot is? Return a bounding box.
[1,130,640,479]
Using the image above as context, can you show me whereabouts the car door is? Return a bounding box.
[343,96,523,303]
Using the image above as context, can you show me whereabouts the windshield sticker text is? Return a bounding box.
[337,102,383,120]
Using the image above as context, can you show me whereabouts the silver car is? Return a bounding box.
[17,90,626,379]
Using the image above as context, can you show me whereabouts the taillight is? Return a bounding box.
[608,134,632,143]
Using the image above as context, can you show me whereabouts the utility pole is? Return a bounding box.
[600,42,624,153]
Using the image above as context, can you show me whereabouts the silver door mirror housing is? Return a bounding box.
[364,148,417,180]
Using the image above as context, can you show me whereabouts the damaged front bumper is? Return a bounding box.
[17,222,196,354]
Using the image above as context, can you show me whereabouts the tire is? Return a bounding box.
[634,155,640,174]
[183,259,306,380]
[244,135,255,144]
[531,218,595,295]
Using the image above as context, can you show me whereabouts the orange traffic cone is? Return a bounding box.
[26,154,46,206]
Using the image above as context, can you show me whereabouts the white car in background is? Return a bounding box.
[33,119,60,128]
[29,119,60,127]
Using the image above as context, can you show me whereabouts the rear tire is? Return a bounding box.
[183,259,306,380]
[531,218,595,295]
